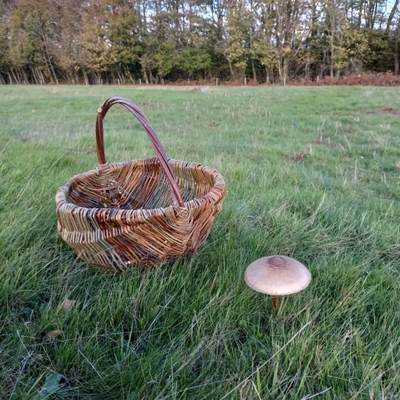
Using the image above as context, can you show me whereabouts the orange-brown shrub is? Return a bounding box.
[292,72,400,87]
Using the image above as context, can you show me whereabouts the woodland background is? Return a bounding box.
[0,0,399,85]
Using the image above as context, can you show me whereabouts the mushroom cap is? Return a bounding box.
[244,255,311,296]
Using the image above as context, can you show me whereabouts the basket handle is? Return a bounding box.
[96,96,184,208]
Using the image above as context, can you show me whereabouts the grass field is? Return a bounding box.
[1,85,400,399]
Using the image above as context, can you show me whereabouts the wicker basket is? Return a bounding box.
[56,96,226,273]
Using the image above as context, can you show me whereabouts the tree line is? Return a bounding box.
[0,0,399,85]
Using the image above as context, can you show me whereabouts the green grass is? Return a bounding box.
[1,85,400,399]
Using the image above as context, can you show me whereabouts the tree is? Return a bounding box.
[8,0,60,83]
[154,41,180,79]
[333,25,369,75]
[0,0,398,84]
[57,0,85,83]
[109,7,143,82]
[386,0,400,75]
[179,47,211,79]
[272,0,309,84]
[224,1,253,80]
[0,1,11,84]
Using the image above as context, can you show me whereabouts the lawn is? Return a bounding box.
[0,85,399,399]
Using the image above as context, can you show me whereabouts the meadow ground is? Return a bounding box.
[0,85,399,399]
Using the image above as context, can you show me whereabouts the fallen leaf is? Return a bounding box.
[44,330,63,339]
[207,121,220,128]
[312,135,325,145]
[210,277,216,291]
[137,101,155,108]
[82,147,96,154]
[40,373,63,397]
[285,152,307,162]
[342,287,349,302]
[62,299,76,311]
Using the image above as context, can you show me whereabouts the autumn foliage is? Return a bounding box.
[0,0,399,85]
[292,72,400,87]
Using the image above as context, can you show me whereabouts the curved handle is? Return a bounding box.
[96,96,184,207]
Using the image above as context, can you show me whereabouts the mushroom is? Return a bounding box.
[244,255,311,310]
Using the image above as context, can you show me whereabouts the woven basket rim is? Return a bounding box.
[56,157,226,218]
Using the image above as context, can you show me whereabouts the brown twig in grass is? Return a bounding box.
[285,152,307,162]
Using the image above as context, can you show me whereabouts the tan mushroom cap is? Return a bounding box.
[244,255,311,296]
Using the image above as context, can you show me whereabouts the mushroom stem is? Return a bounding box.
[272,295,280,310]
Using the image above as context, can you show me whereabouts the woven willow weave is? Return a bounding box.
[56,97,226,273]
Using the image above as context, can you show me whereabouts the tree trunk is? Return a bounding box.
[149,71,155,84]
[16,68,22,84]
[21,68,29,84]
[48,59,59,84]
[10,69,18,84]
[38,68,45,84]
[18,68,24,84]
[278,56,283,83]
[395,37,399,76]
[227,58,234,78]
[31,66,39,84]
[251,59,256,81]
[330,35,334,78]
[305,58,310,80]
[386,0,399,32]
[283,56,288,85]
[126,68,135,84]
[142,68,149,84]
[36,67,43,84]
